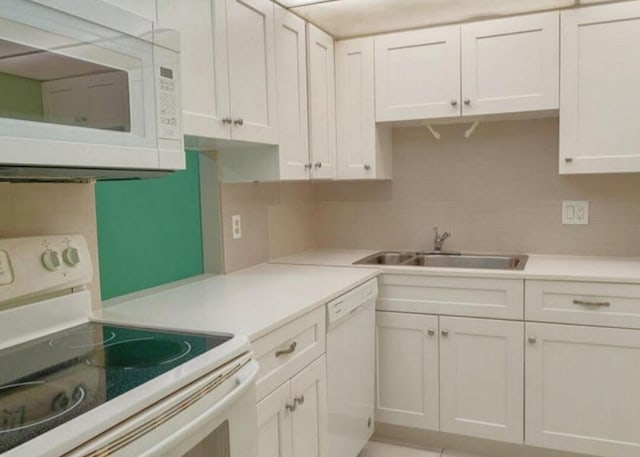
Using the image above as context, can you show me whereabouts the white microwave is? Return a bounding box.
[0,0,183,181]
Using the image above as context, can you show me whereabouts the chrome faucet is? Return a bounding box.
[433,227,451,252]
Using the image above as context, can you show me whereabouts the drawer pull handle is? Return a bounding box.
[294,395,305,406]
[573,299,610,307]
[285,401,297,412]
[276,341,297,357]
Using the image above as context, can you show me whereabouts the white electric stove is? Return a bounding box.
[0,235,258,457]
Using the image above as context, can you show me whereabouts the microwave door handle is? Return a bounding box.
[137,360,259,457]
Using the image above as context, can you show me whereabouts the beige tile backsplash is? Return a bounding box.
[220,181,317,272]
[316,118,640,256]
[221,118,640,269]
[0,182,101,307]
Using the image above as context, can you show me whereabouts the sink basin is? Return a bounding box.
[405,254,527,270]
[354,251,527,270]
[353,251,416,265]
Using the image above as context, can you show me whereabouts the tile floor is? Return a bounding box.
[360,441,479,457]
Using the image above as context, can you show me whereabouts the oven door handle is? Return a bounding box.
[142,359,259,457]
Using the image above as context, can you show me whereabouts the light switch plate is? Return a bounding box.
[232,214,242,239]
[562,200,589,225]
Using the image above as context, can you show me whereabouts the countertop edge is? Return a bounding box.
[246,269,379,341]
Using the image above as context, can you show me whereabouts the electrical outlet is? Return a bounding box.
[232,214,242,239]
[562,200,589,225]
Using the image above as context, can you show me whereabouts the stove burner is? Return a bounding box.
[49,329,116,349]
[86,338,193,369]
[0,381,86,434]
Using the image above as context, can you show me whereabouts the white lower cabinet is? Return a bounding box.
[258,382,293,457]
[526,323,640,457]
[375,312,523,444]
[257,356,327,457]
[375,312,439,430]
[439,317,524,444]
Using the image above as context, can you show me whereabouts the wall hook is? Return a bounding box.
[464,120,480,138]
[422,121,441,140]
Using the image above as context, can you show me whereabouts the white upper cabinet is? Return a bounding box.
[375,13,560,122]
[375,25,461,122]
[157,0,278,145]
[439,317,524,444]
[275,6,310,180]
[526,323,640,457]
[336,37,391,179]
[307,24,337,179]
[560,1,640,174]
[226,0,278,144]
[157,0,230,140]
[461,12,559,116]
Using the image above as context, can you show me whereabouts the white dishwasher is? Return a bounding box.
[326,278,378,457]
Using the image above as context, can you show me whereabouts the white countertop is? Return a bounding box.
[95,249,640,344]
[94,262,378,340]
[271,248,640,284]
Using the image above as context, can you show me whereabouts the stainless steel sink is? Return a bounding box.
[354,251,416,265]
[404,254,527,270]
[354,251,528,270]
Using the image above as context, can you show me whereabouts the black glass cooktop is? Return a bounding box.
[0,323,232,453]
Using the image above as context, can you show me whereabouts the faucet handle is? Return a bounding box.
[433,226,452,251]
[434,226,451,239]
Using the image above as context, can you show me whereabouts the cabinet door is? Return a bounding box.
[560,1,640,174]
[439,317,524,444]
[290,356,327,457]
[375,312,439,430]
[374,26,461,122]
[257,382,293,457]
[42,77,86,127]
[102,0,156,20]
[461,12,559,116]
[275,6,310,180]
[85,72,131,131]
[157,0,231,139]
[526,323,640,457]
[336,37,391,180]
[307,24,337,179]
[226,0,278,144]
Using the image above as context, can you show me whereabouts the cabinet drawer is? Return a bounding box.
[526,280,640,329]
[253,306,325,401]
[377,274,524,319]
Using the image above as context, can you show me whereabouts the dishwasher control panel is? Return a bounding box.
[327,278,378,324]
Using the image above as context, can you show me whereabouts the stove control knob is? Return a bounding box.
[41,250,61,271]
[63,247,80,267]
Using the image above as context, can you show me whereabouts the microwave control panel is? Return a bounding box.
[157,65,180,140]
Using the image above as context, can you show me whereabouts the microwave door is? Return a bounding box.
[0,0,165,170]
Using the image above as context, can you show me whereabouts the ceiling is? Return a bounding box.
[286,0,617,39]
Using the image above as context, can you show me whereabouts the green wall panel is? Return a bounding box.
[96,151,203,300]
[0,72,44,121]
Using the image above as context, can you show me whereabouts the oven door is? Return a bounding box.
[66,355,259,457]
[0,0,182,171]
